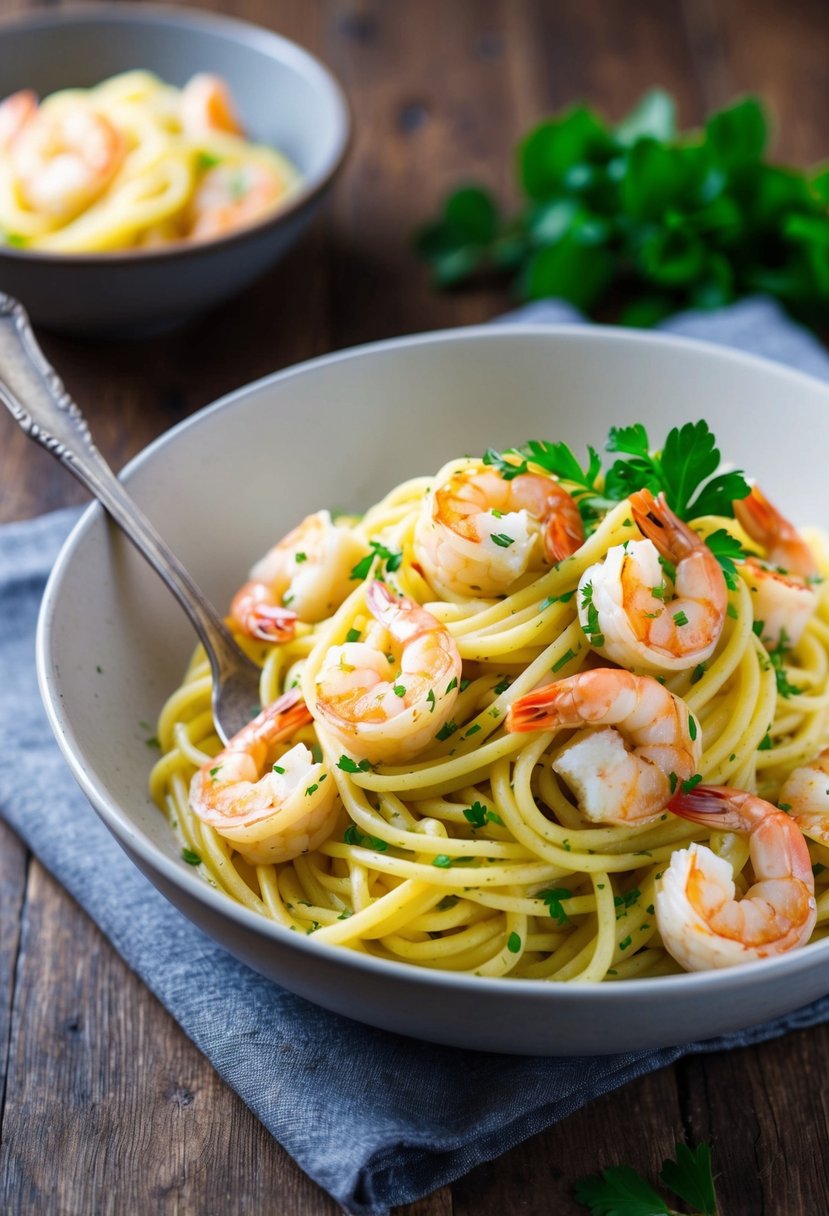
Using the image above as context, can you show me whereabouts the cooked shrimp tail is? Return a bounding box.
[733,484,817,578]
[657,784,817,970]
[230,510,369,641]
[506,667,701,825]
[230,584,298,642]
[733,485,818,647]
[190,688,339,864]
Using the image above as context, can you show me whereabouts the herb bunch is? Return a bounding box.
[484,418,751,534]
[415,90,829,327]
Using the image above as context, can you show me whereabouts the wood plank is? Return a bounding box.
[450,1065,682,1216]
[0,822,27,1104]
[679,1032,829,1216]
[0,858,343,1214]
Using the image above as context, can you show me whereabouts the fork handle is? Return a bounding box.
[0,293,255,686]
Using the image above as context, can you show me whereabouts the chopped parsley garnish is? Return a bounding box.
[552,648,577,673]
[294,551,308,563]
[181,848,202,866]
[691,663,706,684]
[688,715,698,741]
[349,539,404,580]
[426,689,436,713]
[432,854,453,868]
[337,755,372,773]
[463,801,498,829]
[766,632,802,698]
[305,783,319,796]
[613,888,640,916]
[436,720,458,741]
[272,764,286,774]
[618,935,632,951]
[580,583,605,649]
[536,886,574,925]
[346,627,362,643]
[446,676,458,693]
[673,609,689,627]
[393,684,407,697]
[490,532,516,548]
[681,773,704,794]
[493,677,511,695]
[507,932,522,953]
[344,825,388,851]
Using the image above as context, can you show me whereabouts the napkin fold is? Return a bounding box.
[3,297,829,1216]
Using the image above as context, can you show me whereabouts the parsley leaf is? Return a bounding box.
[574,1164,670,1215]
[660,1142,718,1215]
[705,528,747,589]
[575,1141,719,1216]
[349,539,404,580]
[604,420,750,520]
[536,886,574,925]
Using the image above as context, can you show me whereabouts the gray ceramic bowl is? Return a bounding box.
[37,325,829,1055]
[0,4,350,335]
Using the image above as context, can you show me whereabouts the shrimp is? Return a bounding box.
[657,784,817,970]
[577,488,727,674]
[9,100,125,220]
[180,73,244,137]
[413,459,584,598]
[187,160,286,240]
[189,688,339,865]
[314,580,462,763]
[0,89,37,152]
[230,510,369,641]
[779,748,829,846]
[506,667,701,826]
[733,485,818,648]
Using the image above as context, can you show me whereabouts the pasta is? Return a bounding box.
[0,71,300,252]
[150,424,829,980]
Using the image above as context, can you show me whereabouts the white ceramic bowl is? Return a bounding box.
[37,325,829,1055]
[0,4,350,335]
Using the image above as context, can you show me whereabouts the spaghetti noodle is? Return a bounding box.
[0,71,300,252]
[150,424,829,979]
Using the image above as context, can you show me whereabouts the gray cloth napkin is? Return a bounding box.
[3,297,829,1216]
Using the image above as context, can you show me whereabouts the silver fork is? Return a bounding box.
[0,293,261,745]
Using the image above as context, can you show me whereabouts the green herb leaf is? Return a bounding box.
[660,1142,718,1215]
[536,886,574,925]
[337,755,372,773]
[573,1164,671,1215]
[181,848,202,866]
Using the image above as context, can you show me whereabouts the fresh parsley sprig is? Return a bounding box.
[415,89,829,329]
[483,420,750,537]
[574,1140,719,1216]
[603,421,750,520]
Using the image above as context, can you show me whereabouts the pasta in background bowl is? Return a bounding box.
[37,325,829,1055]
[0,5,349,333]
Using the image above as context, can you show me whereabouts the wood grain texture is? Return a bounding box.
[2,2,829,1214]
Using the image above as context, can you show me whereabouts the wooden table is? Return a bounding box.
[2,2,829,1212]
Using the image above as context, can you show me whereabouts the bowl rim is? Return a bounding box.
[0,1,352,266]
[36,320,829,1007]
